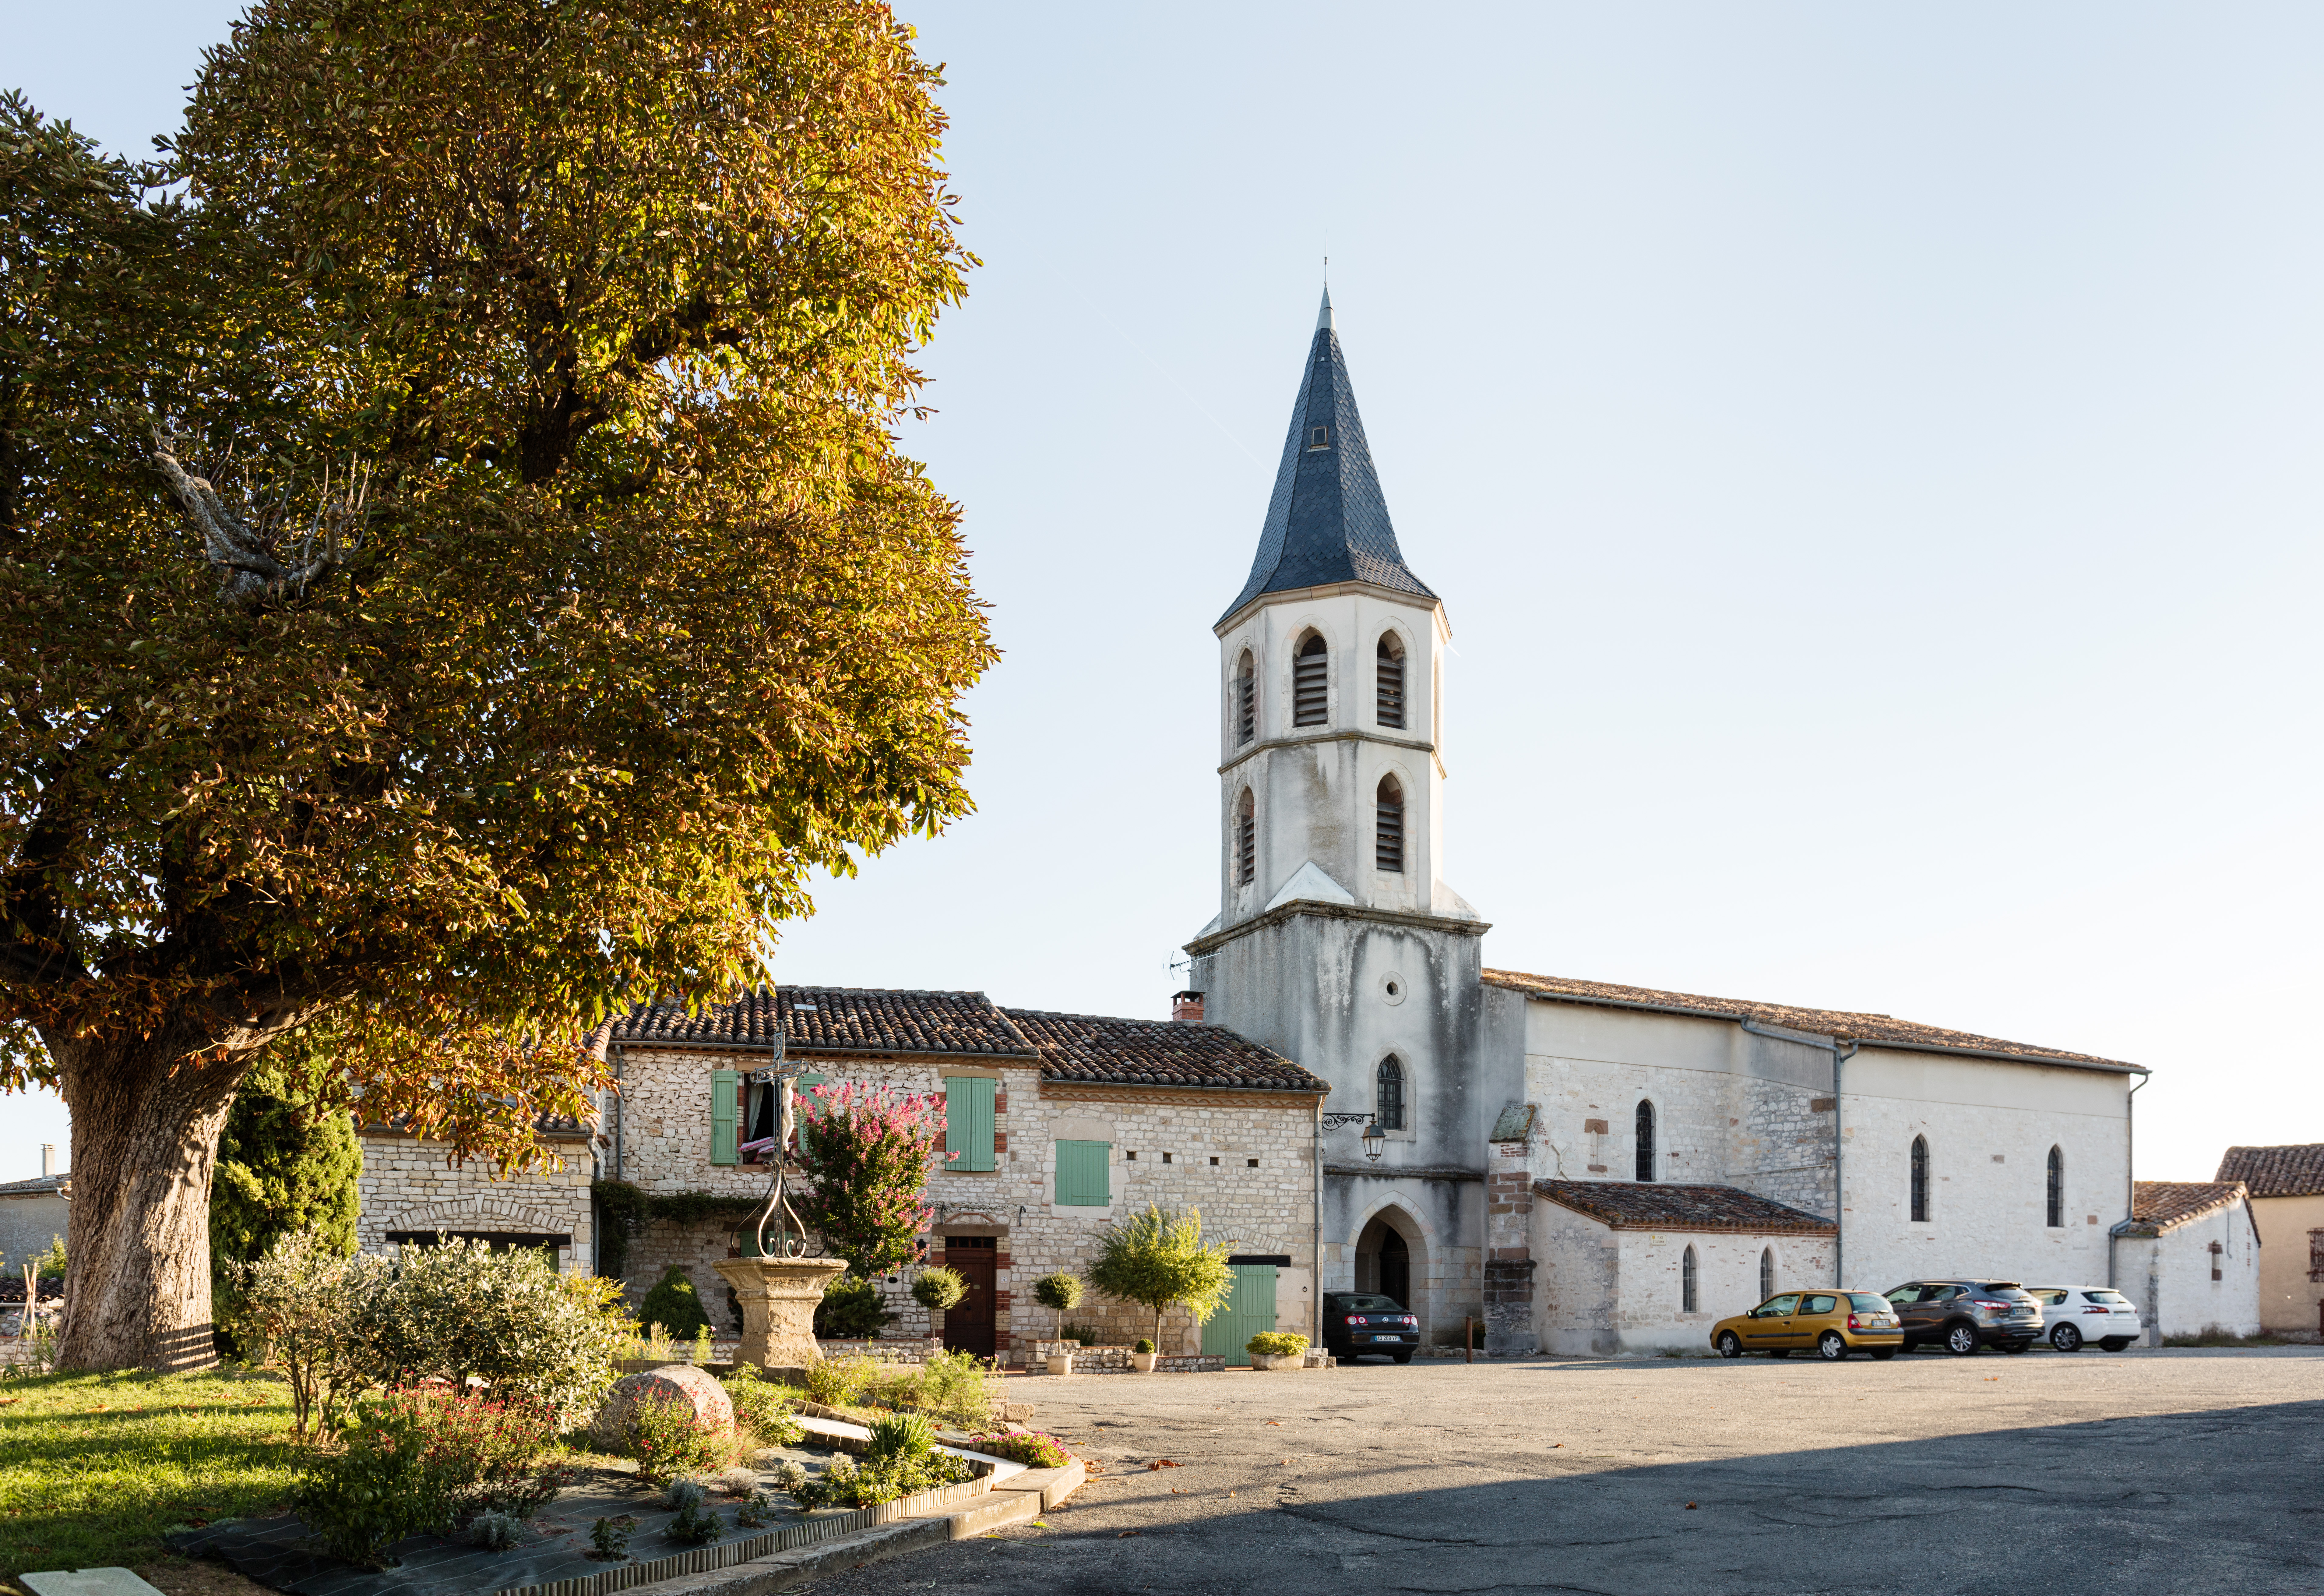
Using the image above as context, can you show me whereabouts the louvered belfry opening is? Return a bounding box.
[1235,651,1256,744]
[1234,788,1256,885]
[1292,633,1329,726]
[1375,775,1404,873]
[1376,635,1405,729]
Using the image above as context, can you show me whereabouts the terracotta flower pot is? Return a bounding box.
[1130,1352,1159,1372]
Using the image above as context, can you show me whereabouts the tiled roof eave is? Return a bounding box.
[613,1037,1041,1062]
[1038,1072,1327,1096]
[1486,973,2143,1075]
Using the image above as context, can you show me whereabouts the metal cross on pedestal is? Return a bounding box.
[747,1025,815,1259]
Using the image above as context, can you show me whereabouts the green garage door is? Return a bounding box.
[1202,1262,1280,1366]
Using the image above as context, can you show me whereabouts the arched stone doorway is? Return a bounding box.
[1355,1208,1424,1311]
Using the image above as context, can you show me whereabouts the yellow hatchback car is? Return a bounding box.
[1710,1290,1905,1361]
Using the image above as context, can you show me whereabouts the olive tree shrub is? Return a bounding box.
[354,1239,630,1422]
[222,1230,386,1436]
[1086,1206,1233,1352]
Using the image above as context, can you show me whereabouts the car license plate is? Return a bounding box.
[1372,1334,1401,1342]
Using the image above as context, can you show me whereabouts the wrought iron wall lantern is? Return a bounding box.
[1322,1111,1386,1162]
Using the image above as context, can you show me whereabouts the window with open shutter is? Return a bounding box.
[1376,635,1405,728]
[1055,1139,1111,1207]
[1292,633,1328,726]
[1375,775,1404,873]
[793,1072,828,1159]
[710,1068,740,1165]
[945,1076,997,1172]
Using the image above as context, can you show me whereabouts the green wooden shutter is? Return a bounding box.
[793,1073,827,1158]
[710,1069,739,1165]
[945,1077,996,1172]
[1055,1139,1110,1206]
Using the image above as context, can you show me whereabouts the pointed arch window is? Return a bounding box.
[1234,789,1255,886]
[1376,635,1406,729]
[1634,1100,1656,1182]
[1910,1135,1930,1223]
[1759,1247,1775,1300]
[1681,1245,1699,1314]
[1234,651,1255,745]
[1376,1055,1405,1131]
[1292,633,1329,726]
[1375,775,1405,873]
[2046,1145,2064,1228]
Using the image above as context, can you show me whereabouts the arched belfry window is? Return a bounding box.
[1634,1100,1656,1182]
[1375,776,1405,873]
[1910,1135,1930,1223]
[1376,1055,1406,1131]
[1292,633,1329,726]
[1759,1247,1775,1300]
[1234,651,1255,746]
[2046,1145,2064,1228]
[1234,788,1255,886]
[1681,1245,1699,1313]
[1376,635,1406,729]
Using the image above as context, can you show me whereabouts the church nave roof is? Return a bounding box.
[1482,968,2141,1074]
[1533,1180,1837,1235]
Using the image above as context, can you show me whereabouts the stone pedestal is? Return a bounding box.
[713,1255,846,1371]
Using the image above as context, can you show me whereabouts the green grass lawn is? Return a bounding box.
[0,1367,303,1584]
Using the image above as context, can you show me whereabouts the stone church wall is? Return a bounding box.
[1839,1049,2126,1293]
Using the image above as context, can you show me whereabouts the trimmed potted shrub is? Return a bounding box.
[1131,1337,1157,1373]
[1032,1272,1084,1342]
[1246,1330,1309,1371]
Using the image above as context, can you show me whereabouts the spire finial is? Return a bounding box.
[1316,278,1334,333]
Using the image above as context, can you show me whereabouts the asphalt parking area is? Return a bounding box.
[799,1347,2323,1596]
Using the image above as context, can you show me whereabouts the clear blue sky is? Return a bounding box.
[4,3,2319,1193]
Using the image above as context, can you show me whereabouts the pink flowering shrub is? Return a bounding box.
[793,1081,955,1281]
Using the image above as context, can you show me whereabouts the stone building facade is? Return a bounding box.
[597,989,1326,1362]
[354,1118,598,1277]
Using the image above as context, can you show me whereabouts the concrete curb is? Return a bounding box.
[612,1458,1072,1596]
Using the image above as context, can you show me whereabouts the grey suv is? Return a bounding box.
[1883,1280,2042,1354]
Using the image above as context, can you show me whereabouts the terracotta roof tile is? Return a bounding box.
[1006,1009,1327,1094]
[1484,969,2140,1073]
[1533,1180,1837,1235]
[2117,1180,2250,1235]
[611,988,1037,1059]
[2213,1143,2324,1199]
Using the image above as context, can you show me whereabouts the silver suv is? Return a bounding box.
[1883,1280,2043,1354]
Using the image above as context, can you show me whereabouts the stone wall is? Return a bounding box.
[2120,1200,2262,1341]
[355,1130,596,1277]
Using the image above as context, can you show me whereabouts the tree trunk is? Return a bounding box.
[51,1026,253,1371]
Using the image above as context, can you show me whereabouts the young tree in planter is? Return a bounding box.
[792,1081,953,1284]
[1031,1271,1084,1341]
[0,2,988,1370]
[1086,1206,1234,1353]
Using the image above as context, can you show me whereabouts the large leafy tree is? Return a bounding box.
[0,1,989,1370]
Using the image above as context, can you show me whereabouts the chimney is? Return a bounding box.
[40,1143,55,1178]
[1171,990,1206,1024]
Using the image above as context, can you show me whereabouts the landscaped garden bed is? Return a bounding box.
[164,1416,1002,1596]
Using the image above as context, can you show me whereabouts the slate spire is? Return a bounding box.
[1220,289,1436,623]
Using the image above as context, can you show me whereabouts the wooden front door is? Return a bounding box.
[941,1236,996,1357]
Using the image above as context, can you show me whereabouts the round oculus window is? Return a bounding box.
[1381,972,1407,1006]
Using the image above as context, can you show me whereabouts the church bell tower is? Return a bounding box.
[1185,293,1489,1299]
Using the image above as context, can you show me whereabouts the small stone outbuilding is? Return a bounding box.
[2110,1180,2262,1341]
